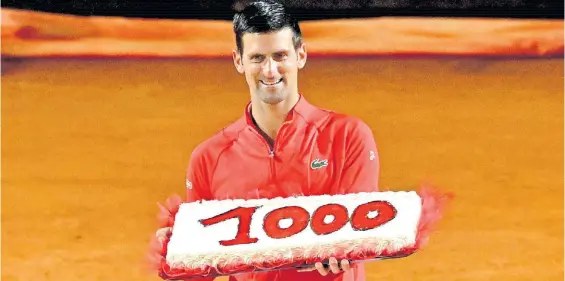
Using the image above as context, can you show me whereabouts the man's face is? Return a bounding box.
[233,27,307,105]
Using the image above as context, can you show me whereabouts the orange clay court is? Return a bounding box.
[1,8,564,281]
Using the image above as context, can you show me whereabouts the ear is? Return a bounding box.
[232,49,245,74]
[296,43,307,70]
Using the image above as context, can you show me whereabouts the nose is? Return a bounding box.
[261,57,279,78]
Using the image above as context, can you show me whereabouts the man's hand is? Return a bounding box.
[297,257,351,276]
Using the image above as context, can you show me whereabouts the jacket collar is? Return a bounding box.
[244,94,318,127]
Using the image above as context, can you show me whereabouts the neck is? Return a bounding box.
[250,93,299,140]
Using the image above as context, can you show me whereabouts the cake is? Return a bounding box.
[153,187,450,280]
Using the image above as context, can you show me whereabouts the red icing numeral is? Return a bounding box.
[199,206,259,246]
[263,206,310,239]
[350,201,397,231]
[199,201,398,246]
[310,204,349,235]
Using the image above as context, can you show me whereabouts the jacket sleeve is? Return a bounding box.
[185,146,214,203]
[338,118,380,194]
[325,119,378,280]
[182,148,217,281]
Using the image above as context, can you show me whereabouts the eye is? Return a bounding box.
[273,53,287,61]
[250,55,264,63]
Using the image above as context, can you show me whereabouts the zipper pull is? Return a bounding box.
[269,150,275,157]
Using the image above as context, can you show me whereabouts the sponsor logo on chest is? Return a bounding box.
[310,158,328,169]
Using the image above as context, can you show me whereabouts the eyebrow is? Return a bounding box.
[248,53,264,58]
[248,49,289,58]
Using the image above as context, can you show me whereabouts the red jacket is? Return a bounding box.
[184,95,380,281]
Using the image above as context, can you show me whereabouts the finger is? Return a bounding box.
[315,262,328,276]
[340,259,351,271]
[155,227,171,239]
[156,227,172,243]
[328,257,340,274]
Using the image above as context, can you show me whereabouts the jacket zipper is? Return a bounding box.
[270,122,291,182]
[248,128,276,183]
[250,123,289,184]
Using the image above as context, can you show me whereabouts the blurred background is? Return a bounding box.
[1,0,563,281]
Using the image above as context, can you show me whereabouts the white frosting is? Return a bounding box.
[278,218,293,229]
[166,191,422,269]
[323,214,335,224]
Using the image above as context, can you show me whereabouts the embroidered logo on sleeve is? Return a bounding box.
[186,180,193,190]
[369,151,376,161]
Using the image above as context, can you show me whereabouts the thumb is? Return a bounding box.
[156,227,172,244]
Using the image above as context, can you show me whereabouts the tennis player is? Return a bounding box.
[155,1,380,280]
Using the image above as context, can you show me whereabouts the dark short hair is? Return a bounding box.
[233,0,303,54]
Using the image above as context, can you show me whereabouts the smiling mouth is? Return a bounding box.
[260,78,283,86]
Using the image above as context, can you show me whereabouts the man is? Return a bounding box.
[155,1,380,280]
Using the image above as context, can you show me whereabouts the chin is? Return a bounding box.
[259,92,286,105]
